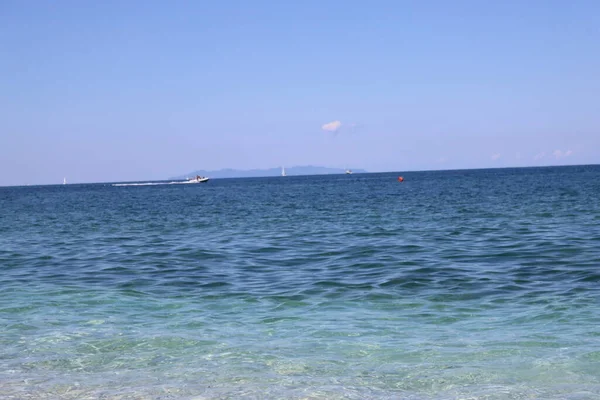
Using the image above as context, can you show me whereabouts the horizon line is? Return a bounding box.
[2,163,598,188]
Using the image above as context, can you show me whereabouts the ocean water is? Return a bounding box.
[1,166,600,399]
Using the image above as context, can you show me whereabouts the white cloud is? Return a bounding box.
[491,153,501,161]
[322,120,342,132]
[534,150,573,161]
[553,149,574,159]
[553,150,564,159]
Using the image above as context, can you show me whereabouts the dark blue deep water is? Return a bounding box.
[1,166,600,399]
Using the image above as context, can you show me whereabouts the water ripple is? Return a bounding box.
[1,166,600,398]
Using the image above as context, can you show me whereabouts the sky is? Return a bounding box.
[1,0,599,185]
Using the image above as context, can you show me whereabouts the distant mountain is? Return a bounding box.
[172,166,367,179]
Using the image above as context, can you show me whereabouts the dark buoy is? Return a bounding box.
[398,176,404,182]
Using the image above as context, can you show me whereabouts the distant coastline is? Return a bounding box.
[5,164,598,187]
[172,166,368,180]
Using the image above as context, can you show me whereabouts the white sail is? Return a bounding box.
[63,177,67,185]
[281,166,286,176]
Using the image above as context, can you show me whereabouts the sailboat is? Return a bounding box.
[63,177,67,185]
[281,166,286,177]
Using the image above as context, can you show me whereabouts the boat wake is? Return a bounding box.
[112,181,198,187]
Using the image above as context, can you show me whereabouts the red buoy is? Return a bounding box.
[398,176,404,182]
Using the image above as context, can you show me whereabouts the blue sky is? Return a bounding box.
[1,0,599,185]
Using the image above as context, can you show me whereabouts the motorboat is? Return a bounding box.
[187,175,209,183]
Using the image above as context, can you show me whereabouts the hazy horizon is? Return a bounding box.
[2,1,599,186]
[3,163,599,187]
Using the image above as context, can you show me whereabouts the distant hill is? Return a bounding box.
[172,166,367,179]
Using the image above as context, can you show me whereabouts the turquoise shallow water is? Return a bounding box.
[1,166,600,399]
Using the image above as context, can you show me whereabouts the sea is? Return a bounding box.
[1,165,599,400]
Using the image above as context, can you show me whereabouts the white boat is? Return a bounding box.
[281,166,286,177]
[186,175,209,183]
[63,177,67,184]
[345,169,352,174]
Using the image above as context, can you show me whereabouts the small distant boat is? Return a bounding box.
[281,166,286,177]
[63,177,67,185]
[345,169,352,174]
[186,175,209,183]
